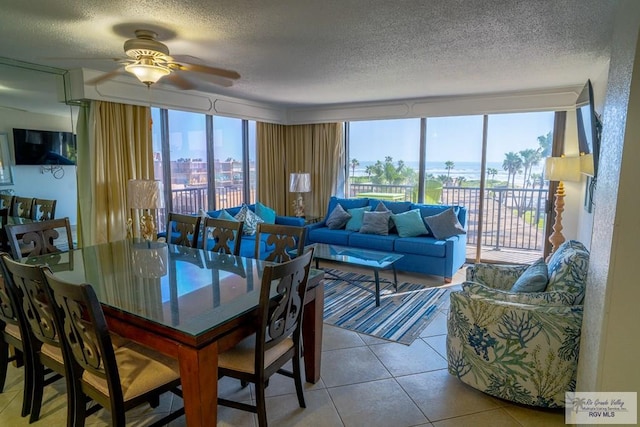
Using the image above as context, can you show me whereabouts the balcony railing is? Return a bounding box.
[164,183,549,253]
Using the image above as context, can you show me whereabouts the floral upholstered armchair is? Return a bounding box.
[446,240,589,408]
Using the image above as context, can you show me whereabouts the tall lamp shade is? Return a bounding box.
[127,179,165,241]
[289,173,311,217]
[544,156,581,256]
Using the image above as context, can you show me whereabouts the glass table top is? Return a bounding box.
[310,243,403,269]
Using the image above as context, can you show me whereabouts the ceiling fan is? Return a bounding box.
[87,29,240,89]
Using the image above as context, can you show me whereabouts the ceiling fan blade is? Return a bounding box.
[86,69,125,85]
[164,73,197,90]
[174,62,240,80]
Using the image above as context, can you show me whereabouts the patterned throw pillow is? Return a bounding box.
[510,257,548,293]
[423,207,466,240]
[234,204,264,235]
[345,206,372,231]
[326,203,352,229]
[359,210,391,235]
[391,209,428,237]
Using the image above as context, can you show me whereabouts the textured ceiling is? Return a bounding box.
[0,0,618,111]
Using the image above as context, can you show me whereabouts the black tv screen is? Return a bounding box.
[12,128,77,165]
[576,80,601,177]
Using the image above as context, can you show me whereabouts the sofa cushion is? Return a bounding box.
[217,209,237,222]
[345,206,372,231]
[545,240,589,304]
[394,236,446,257]
[348,232,396,252]
[359,210,391,235]
[423,207,466,240]
[234,204,264,235]
[391,209,428,238]
[255,202,276,224]
[307,227,353,246]
[510,257,548,293]
[369,199,412,214]
[325,197,369,221]
[326,203,351,229]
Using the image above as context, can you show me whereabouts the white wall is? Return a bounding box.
[0,107,78,224]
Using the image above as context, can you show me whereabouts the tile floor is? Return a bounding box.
[0,265,570,426]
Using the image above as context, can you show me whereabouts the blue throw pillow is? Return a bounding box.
[255,202,276,224]
[511,257,549,293]
[217,209,237,222]
[391,209,428,237]
[345,206,372,231]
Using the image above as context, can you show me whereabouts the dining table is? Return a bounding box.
[24,239,325,427]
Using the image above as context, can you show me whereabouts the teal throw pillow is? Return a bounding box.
[392,209,429,237]
[326,203,352,229]
[423,207,466,240]
[345,206,372,231]
[217,209,237,222]
[255,202,276,224]
[511,257,549,293]
[359,210,391,235]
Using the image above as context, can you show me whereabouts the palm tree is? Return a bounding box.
[444,161,455,185]
[519,148,542,189]
[350,158,359,177]
[365,165,374,178]
[487,167,498,186]
[456,176,466,187]
[502,152,522,189]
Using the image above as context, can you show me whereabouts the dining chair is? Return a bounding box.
[254,223,306,263]
[12,197,35,219]
[201,217,244,255]
[4,217,74,260]
[42,268,185,427]
[32,198,57,221]
[0,194,14,211]
[217,249,314,427]
[166,213,201,248]
[0,254,33,418]
[0,207,9,252]
[0,254,68,423]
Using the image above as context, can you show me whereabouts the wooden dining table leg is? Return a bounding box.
[177,342,218,426]
[302,282,324,383]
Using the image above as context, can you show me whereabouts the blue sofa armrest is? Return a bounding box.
[305,221,326,231]
[275,215,305,227]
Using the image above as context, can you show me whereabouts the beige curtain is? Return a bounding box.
[77,100,154,245]
[257,122,343,218]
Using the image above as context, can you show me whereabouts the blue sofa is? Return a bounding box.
[306,197,468,282]
[206,204,305,258]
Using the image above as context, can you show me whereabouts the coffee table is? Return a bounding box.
[310,243,404,306]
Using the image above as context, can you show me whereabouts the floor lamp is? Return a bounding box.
[127,179,165,241]
[544,156,581,256]
[289,172,311,217]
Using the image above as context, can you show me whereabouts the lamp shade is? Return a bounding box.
[124,58,171,85]
[289,173,311,193]
[580,153,595,176]
[544,156,581,182]
[127,179,165,209]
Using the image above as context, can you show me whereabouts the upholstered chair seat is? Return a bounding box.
[218,335,295,374]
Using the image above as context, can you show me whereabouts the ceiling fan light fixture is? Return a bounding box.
[125,58,171,86]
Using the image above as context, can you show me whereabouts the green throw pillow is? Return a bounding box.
[392,209,428,237]
[510,257,549,293]
[345,206,372,231]
[255,202,276,224]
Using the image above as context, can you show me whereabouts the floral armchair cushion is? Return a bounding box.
[545,240,589,304]
[462,282,580,306]
[447,292,583,408]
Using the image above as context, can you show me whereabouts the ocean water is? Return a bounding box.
[350,161,544,184]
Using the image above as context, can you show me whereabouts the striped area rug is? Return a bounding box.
[322,269,450,345]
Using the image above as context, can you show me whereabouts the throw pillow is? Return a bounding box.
[255,202,276,224]
[345,206,372,231]
[359,210,391,235]
[423,207,466,240]
[391,209,428,238]
[234,204,264,235]
[374,201,394,231]
[510,257,548,293]
[217,209,237,222]
[326,203,352,229]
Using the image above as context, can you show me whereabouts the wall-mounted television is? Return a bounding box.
[576,80,602,177]
[12,128,77,165]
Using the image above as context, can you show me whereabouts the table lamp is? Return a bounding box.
[127,179,165,241]
[544,156,581,256]
[289,172,311,217]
